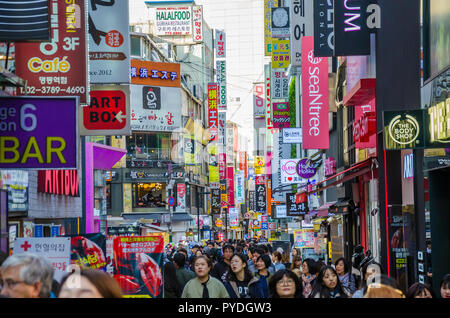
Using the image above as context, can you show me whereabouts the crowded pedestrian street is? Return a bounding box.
[0,0,449,304]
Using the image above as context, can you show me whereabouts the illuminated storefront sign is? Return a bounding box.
[384,110,424,149]
[37,170,79,197]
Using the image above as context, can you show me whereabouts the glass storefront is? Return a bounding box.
[132,182,166,208]
[126,133,172,164]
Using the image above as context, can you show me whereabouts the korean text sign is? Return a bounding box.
[301,36,329,149]
[215,30,226,58]
[291,0,314,66]
[192,6,203,42]
[15,0,88,104]
[88,0,131,84]
[155,7,192,36]
[131,60,180,88]
[69,233,107,271]
[264,0,278,56]
[272,39,291,69]
[208,83,219,142]
[0,97,78,169]
[13,237,71,282]
[272,102,290,129]
[272,69,289,99]
[113,235,164,298]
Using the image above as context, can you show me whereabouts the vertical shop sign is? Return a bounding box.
[211,189,221,214]
[272,102,290,129]
[0,170,28,212]
[265,64,273,130]
[290,0,314,66]
[192,6,203,42]
[208,144,219,187]
[314,0,334,57]
[264,0,278,55]
[248,191,255,211]
[208,83,219,142]
[216,60,227,110]
[235,172,245,205]
[113,236,164,297]
[333,0,370,56]
[271,7,290,38]
[301,36,329,149]
[255,184,267,213]
[286,193,309,215]
[271,69,289,99]
[254,84,265,117]
[88,0,130,83]
[15,0,88,104]
[215,30,226,58]
[176,183,186,212]
[272,39,291,69]
[226,167,235,207]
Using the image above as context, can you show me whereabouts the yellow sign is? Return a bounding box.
[208,144,219,183]
[254,156,265,175]
[428,98,450,144]
[215,219,223,227]
[264,0,278,56]
[272,39,290,69]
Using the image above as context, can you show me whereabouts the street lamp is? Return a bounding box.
[197,190,210,242]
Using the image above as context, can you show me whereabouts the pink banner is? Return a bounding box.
[301,36,329,149]
[226,167,235,207]
[219,153,227,180]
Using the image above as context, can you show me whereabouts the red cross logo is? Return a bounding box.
[20,241,32,252]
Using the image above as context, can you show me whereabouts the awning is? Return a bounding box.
[121,212,193,222]
[343,78,376,106]
[303,157,376,196]
[315,201,337,217]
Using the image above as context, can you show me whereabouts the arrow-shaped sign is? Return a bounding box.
[115,111,126,123]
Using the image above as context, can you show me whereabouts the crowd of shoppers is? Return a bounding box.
[0,238,449,299]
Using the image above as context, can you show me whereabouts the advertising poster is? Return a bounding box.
[192,6,203,42]
[130,85,181,132]
[271,69,289,99]
[271,7,290,38]
[254,156,266,175]
[0,170,28,212]
[208,83,219,142]
[155,7,192,36]
[176,183,186,212]
[68,233,107,271]
[293,229,315,248]
[15,0,88,104]
[226,167,235,207]
[272,39,291,69]
[272,102,290,129]
[88,0,130,83]
[301,36,329,149]
[0,97,78,170]
[264,0,278,55]
[13,237,71,282]
[113,236,164,298]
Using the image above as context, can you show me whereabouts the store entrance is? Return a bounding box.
[428,167,450,294]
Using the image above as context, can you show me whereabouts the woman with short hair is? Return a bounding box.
[268,269,303,298]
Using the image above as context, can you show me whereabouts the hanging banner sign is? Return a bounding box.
[280,159,304,184]
[220,180,227,208]
[286,193,309,216]
[13,237,71,281]
[192,6,203,42]
[272,39,291,69]
[176,183,186,212]
[208,144,219,187]
[88,0,130,84]
[254,156,266,175]
[313,0,335,57]
[155,7,192,36]
[113,236,164,297]
[301,36,329,149]
[82,85,131,136]
[271,7,290,38]
[265,64,273,130]
[235,172,245,204]
[264,0,278,56]
[211,189,221,214]
[215,30,226,58]
[248,191,255,211]
[216,61,227,110]
[218,111,226,146]
[333,0,370,56]
[291,0,314,65]
[272,102,290,129]
[15,0,88,104]
[226,167,235,207]
[271,69,289,99]
[0,97,78,170]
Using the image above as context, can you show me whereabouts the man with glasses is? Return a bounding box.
[1,253,53,298]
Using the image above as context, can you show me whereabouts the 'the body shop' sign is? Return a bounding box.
[301,36,329,149]
[15,0,88,104]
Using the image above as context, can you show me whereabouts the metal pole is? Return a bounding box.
[197,190,200,242]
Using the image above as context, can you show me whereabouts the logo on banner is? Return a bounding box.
[296,159,318,179]
[143,86,161,110]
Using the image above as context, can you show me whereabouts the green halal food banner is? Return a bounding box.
[384,103,450,150]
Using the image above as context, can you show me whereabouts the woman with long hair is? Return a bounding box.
[301,258,318,298]
[223,254,263,298]
[163,262,181,298]
[290,255,302,278]
[352,261,384,298]
[335,257,356,295]
[268,269,303,298]
[309,266,350,298]
[255,254,272,298]
[406,282,435,298]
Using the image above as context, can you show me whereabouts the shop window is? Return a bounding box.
[133,183,166,208]
[127,133,171,162]
[131,36,141,57]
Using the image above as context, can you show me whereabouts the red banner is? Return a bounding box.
[15,0,88,104]
[208,83,219,142]
[301,36,329,149]
[354,98,377,148]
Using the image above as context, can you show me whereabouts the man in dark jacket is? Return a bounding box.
[223,276,265,298]
[211,244,234,282]
[173,253,195,292]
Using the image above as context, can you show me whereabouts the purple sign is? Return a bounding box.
[296,159,318,179]
[0,97,78,169]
